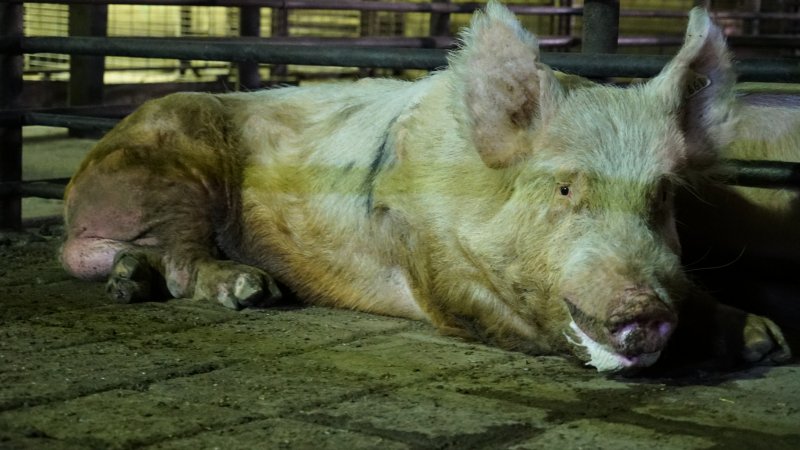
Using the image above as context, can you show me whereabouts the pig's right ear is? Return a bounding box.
[449,1,564,168]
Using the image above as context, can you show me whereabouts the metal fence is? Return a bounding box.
[1,0,800,229]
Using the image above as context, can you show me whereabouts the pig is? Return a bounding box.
[60,1,792,372]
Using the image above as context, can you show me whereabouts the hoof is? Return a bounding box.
[105,252,154,304]
[742,314,792,365]
[194,263,282,310]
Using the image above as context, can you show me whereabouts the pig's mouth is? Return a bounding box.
[563,297,676,372]
[564,320,662,372]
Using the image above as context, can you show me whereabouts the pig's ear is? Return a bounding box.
[649,7,736,169]
[449,1,563,168]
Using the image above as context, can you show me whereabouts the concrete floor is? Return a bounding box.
[1,130,799,449]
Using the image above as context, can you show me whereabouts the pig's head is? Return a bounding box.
[448,2,736,371]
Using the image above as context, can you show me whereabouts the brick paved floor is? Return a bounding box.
[1,233,799,450]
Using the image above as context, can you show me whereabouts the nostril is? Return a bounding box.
[609,319,676,354]
[657,321,673,338]
[612,322,640,343]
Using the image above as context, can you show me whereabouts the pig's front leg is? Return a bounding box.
[669,289,792,367]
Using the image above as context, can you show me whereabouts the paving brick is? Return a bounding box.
[0,306,414,411]
[437,356,628,406]
[0,341,227,410]
[144,418,410,450]
[1,302,236,352]
[131,306,416,362]
[291,329,516,382]
[0,388,255,449]
[634,366,800,438]
[0,428,89,450]
[144,359,388,416]
[510,419,714,449]
[296,386,548,448]
[0,280,108,321]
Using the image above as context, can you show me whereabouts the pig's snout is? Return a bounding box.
[606,289,677,357]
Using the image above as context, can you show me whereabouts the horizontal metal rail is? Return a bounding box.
[3,36,800,81]
[1,159,798,201]
[1,110,798,193]
[0,179,68,199]
[0,112,119,129]
[724,160,800,189]
[7,0,581,15]
[24,113,119,131]
[9,0,800,20]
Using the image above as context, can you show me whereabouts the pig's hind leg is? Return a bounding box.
[106,247,168,304]
[64,235,282,310]
[60,235,166,304]
[108,247,282,310]
[63,162,282,310]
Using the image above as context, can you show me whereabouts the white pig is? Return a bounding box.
[60,2,791,372]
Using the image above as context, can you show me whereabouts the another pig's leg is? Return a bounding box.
[668,289,792,367]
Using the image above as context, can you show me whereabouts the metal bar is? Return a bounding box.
[21,182,66,199]
[5,37,800,81]
[3,36,800,81]
[8,36,447,69]
[68,3,107,138]
[0,2,23,229]
[1,160,796,199]
[0,181,67,199]
[21,113,120,131]
[2,0,582,15]
[7,113,800,192]
[238,5,261,90]
[582,0,619,54]
[724,159,800,189]
[8,0,800,20]
[429,0,451,37]
[0,104,135,119]
[620,9,800,20]
[270,3,288,77]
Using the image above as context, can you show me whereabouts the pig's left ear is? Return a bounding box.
[449,1,564,168]
[649,8,737,169]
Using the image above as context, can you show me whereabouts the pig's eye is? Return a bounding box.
[559,185,571,196]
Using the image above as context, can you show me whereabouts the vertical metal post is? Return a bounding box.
[0,2,23,229]
[557,0,573,46]
[68,4,107,138]
[582,0,619,54]
[178,6,193,77]
[239,6,261,90]
[429,0,451,37]
[270,5,289,78]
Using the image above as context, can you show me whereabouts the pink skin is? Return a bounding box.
[60,237,130,281]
